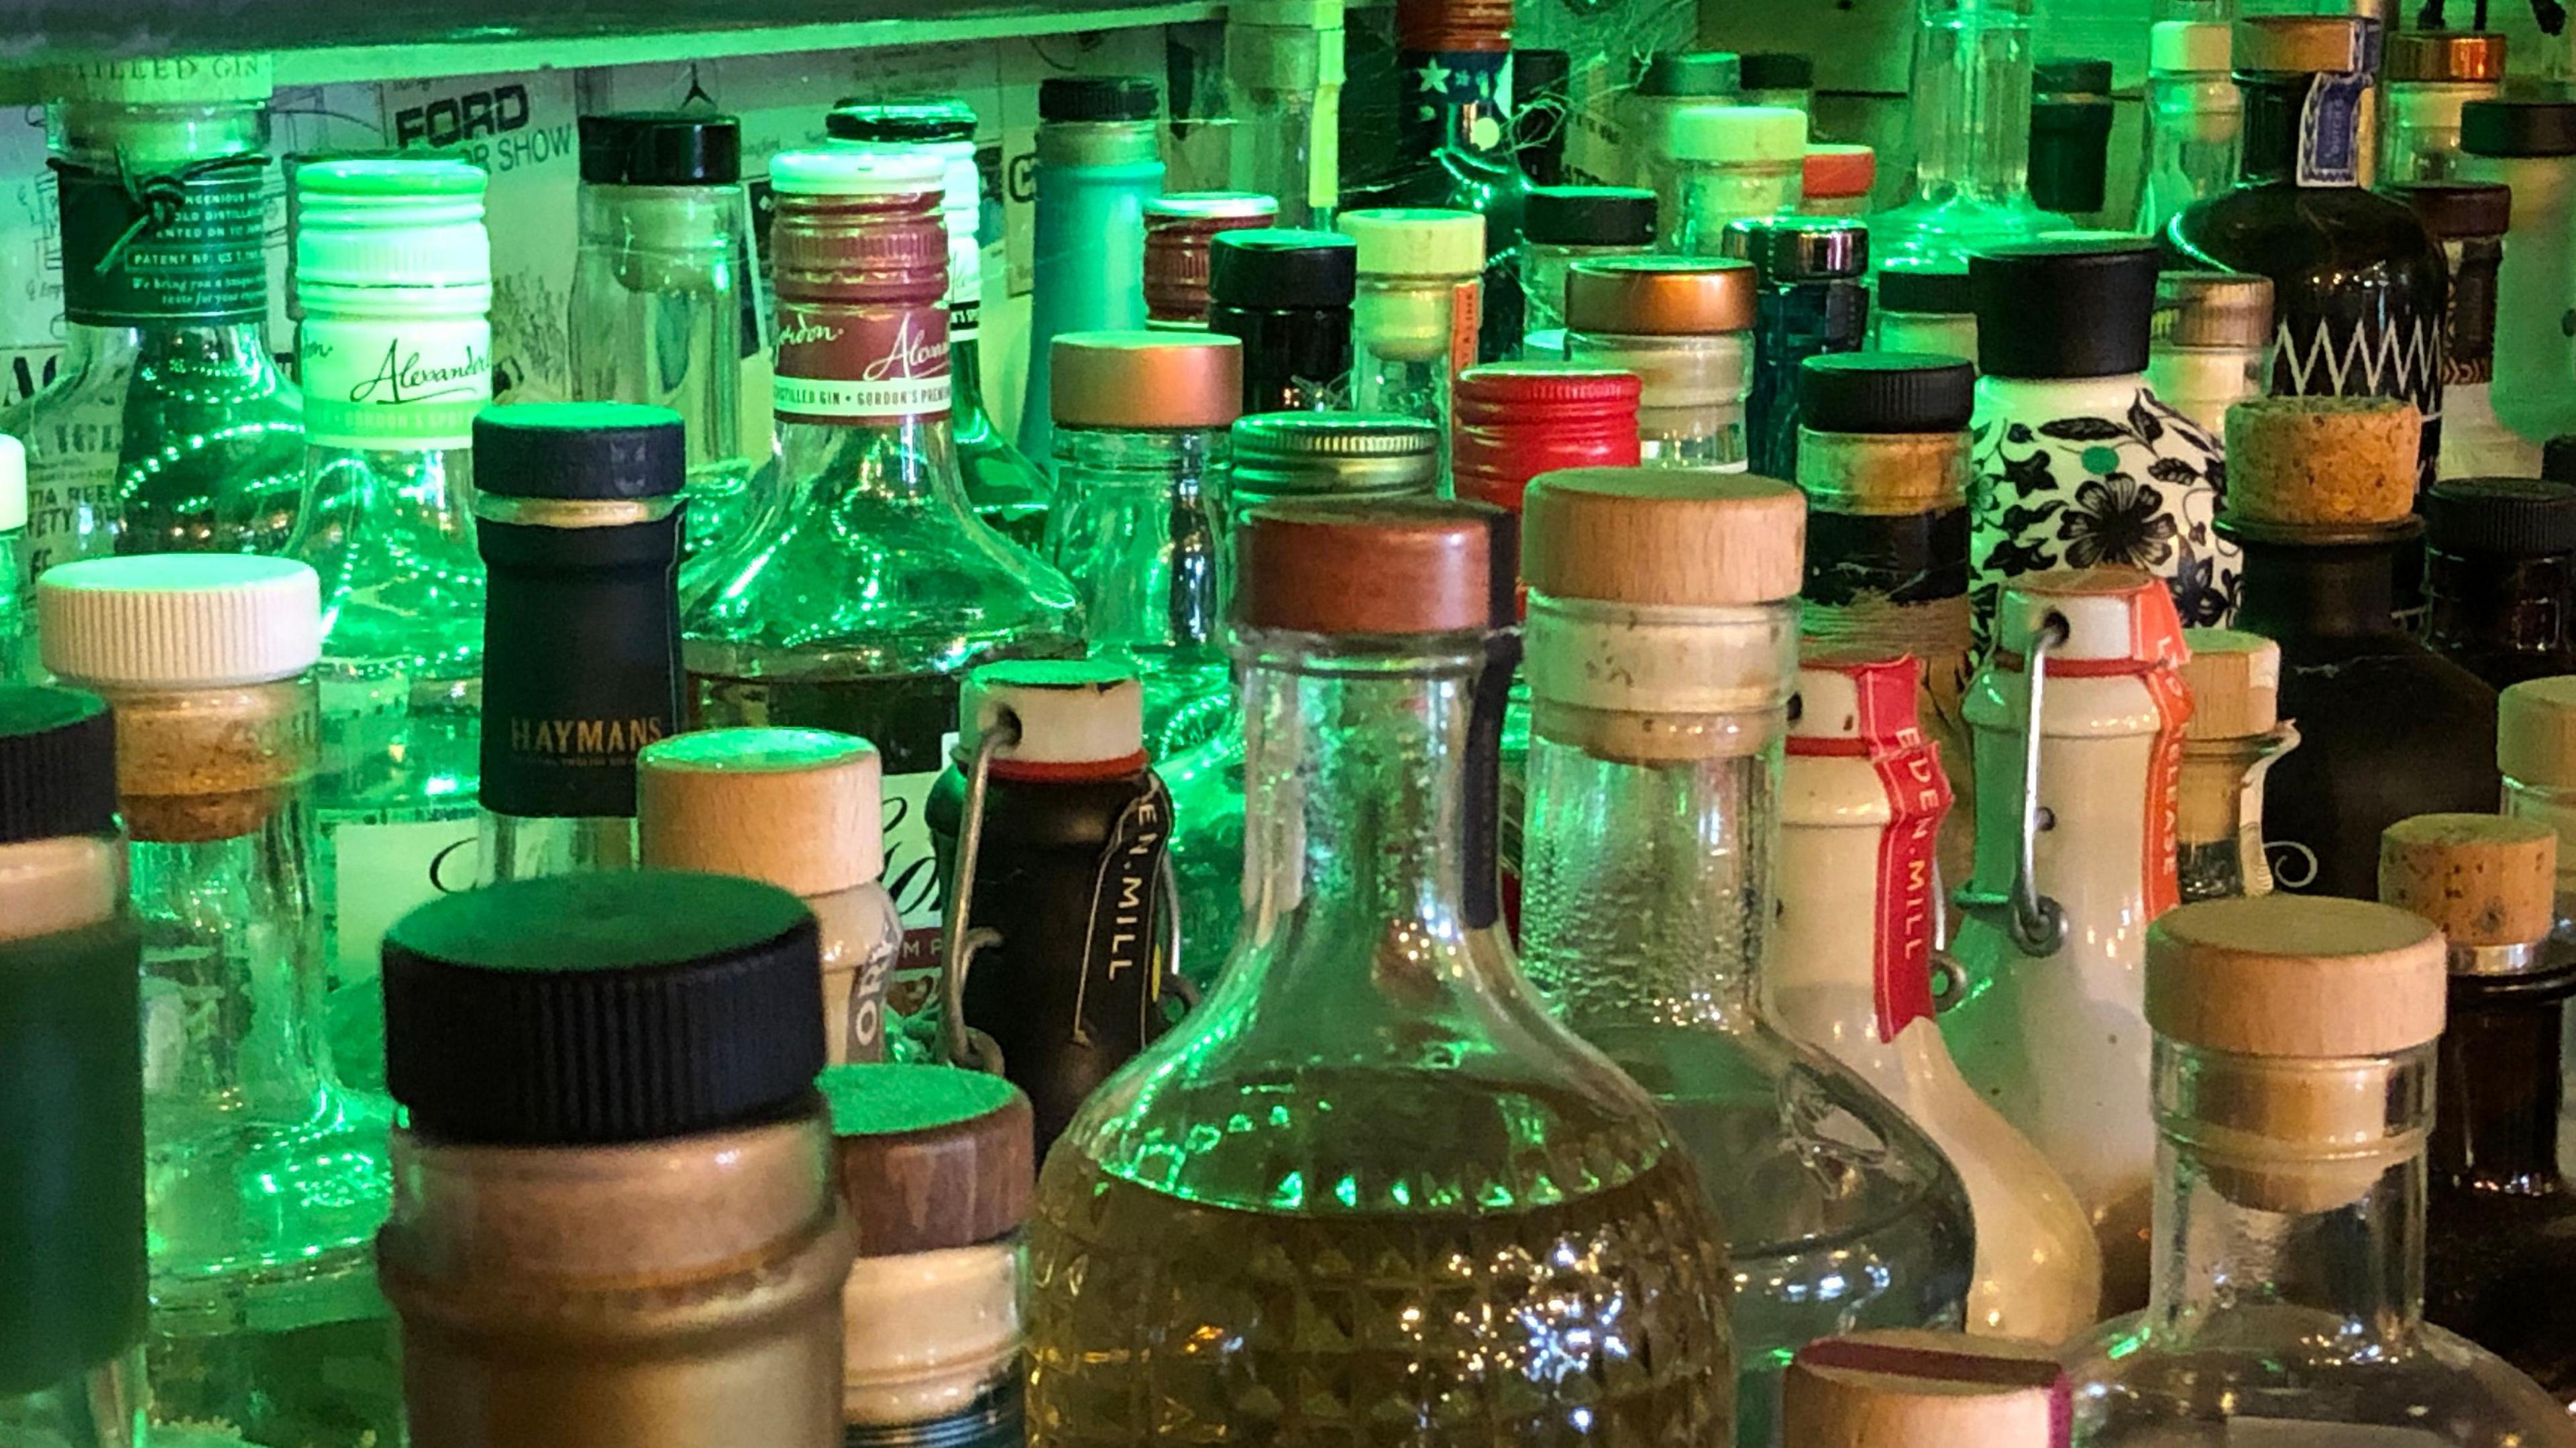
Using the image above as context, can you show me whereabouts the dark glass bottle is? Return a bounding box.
[2029,57,2116,221]
[2420,478,2576,688]
[1509,47,1571,186]
[1206,229,1356,413]
[1723,216,1869,480]
[2164,15,2448,490]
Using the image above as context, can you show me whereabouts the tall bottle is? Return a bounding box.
[2501,676,2576,942]
[2174,626,2294,901]
[1564,258,1758,468]
[829,101,1053,549]
[2394,182,2532,479]
[686,149,1079,1059]
[1224,0,1344,227]
[2383,30,2506,184]
[378,871,853,1448]
[2379,812,2576,1412]
[2063,894,2576,1447]
[1028,498,1737,1447]
[569,113,755,559]
[5,55,302,571]
[1785,1332,2072,1448]
[1515,468,1973,1445]
[38,555,398,1448]
[1018,78,1166,467]
[2461,98,2576,452]
[2420,478,2576,688]
[1770,654,2101,1343]
[2134,20,2240,236]
[2221,395,2498,898]
[1870,0,2056,269]
[1725,215,1869,479]
[1943,565,2192,1315]
[1207,228,1357,412]
[1340,207,1483,433]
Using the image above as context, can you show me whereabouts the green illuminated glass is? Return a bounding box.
[1869,0,2059,270]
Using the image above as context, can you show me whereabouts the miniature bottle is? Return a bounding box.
[1659,105,1806,256]
[1871,266,1977,361]
[1800,144,1878,218]
[0,438,27,681]
[1565,257,1758,468]
[1206,227,1358,412]
[1223,0,1344,227]
[2420,478,2576,688]
[2174,626,2294,901]
[2383,30,2507,184]
[2461,98,2576,451]
[1339,207,1484,433]
[1517,184,1656,353]
[1872,0,2057,270]
[1739,52,1815,112]
[2029,58,2116,225]
[1623,48,1741,190]
[1028,498,1737,1447]
[2144,270,2272,439]
[1786,1331,2072,1448]
[2500,676,2576,941]
[1143,192,1278,329]
[1018,77,1165,466]
[1725,215,1869,478]
[2134,20,2240,235]
[2392,182,2532,479]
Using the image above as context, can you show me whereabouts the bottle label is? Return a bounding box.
[2294,71,2367,187]
[2441,239,2498,386]
[947,229,983,343]
[880,763,951,1045]
[56,160,268,325]
[329,814,481,970]
[1448,277,1482,378]
[773,301,952,425]
[1069,776,1173,1051]
[2140,663,2191,917]
[299,315,493,451]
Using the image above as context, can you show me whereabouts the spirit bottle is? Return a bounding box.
[1723,215,1868,478]
[1144,192,1278,329]
[2134,21,2239,236]
[1224,0,1344,228]
[2029,59,2116,225]
[2174,626,2294,901]
[1784,1331,2071,1448]
[1208,228,1356,412]
[1018,78,1165,466]
[2063,893,2576,1447]
[0,439,23,681]
[1870,0,2057,269]
[1658,105,1807,255]
[2501,676,2576,942]
[2392,182,2533,479]
[2143,270,2271,439]
[2383,30,2506,184]
[1028,498,1735,1447]
[1623,50,1742,191]
[4,55,302,571]
[1516,468,1972,1444]
[1518,185,1656,353]
[2420,479,2576,687]
[1564,258,1757,467]
[2461,99,2576,451]
[1340,207,1483,433]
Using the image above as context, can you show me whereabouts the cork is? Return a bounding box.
[2179,628,2279,740]
[639,728,884,898]
[1235,498,1512,635]
[2377,813,2556,948]
[2222,396,2420,528]
[2146,895,2447,1058]
[2498,675,2576,786]
[1784,1331,2068,1448]
[111,679,316,844]
[1521,468,1806,607]
[1794,430,1969,516]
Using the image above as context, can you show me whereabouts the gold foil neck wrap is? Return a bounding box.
[1794,431,1968,515]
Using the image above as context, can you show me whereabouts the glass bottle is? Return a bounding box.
[2063,893,2576,1447]
[37,553,399,1448]
[1340,207,1483,433]
[2383,30,2507,184]
[0,437,25,681]
[2393,182,2533,479]
[2174,626,2294,901]
[2135,21,2240,236]
[1870,0,2057,270]
[1801,144,1877,219]
[1770,655,2102,1345]
[1018,77,1166,466]
[1207,227,1357,413]
[1564,258,1758,469]
[1224,0,1344,228]
[2461,98,2576,451]
[686,149,1080,1061]
[475,402,684,883]
[1786,1331,2072,1448]
[569,113,755,560]
[2419,478,2576,688]
[378,871,853,1448]
[1623,49,1743,190]
[1966,242,2236,640]
[2222,395,2501,899]
[5,55,303,573]
[1660,105,1807,256]
[2145,269,2272,438]
[1739,52,1816,113]
[637,727,903,1066]
[1516,469,1971,1445]
[1143,192,1279,329]
[830,102,1054,551]
[1027,497,1737,1448]
[1511,48,1573,188]
[1725,215,1869,478]
[2501,676,2576,942]
[2165,17,2448,490]
[2029,58,2116,225]
[1517,184,1655,355]
[1872,265,1977,361]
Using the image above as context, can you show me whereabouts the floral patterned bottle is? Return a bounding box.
[1966,240,2235,645]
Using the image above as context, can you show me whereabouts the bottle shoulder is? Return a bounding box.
[2167,187,2447,290]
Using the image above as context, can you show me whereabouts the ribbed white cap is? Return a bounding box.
[771,148,947,197]
[0,435,23,534]
[40,554,321,688]
[1339,207,1485,278]
[963,659,1146,765]
[1666,103,1807,164]
[296,156,492,296]
[2151,20,2231,75]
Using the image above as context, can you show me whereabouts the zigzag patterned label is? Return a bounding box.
[2268,313,2443,416]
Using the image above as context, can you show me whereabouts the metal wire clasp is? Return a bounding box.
[1953,610,2070,958]
[939,710,1020,1074]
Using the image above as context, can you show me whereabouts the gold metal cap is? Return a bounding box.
[1050,330,1244,430]
[2233,15,2374,74]
[1522,467,1805,606]
[1564,258,1758,335]
[2387,30,2508,82]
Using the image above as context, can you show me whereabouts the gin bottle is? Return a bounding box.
[1870,0,2059,270]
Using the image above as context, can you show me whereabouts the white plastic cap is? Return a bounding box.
[1338,207,1486,278]
[962,659,1146,766]
[295,156,492,296]
[1665,103,1808,164]
[40,554,321,688]
[770,148,947,197]
[0,435,23,534]
[2151,20,2231,76]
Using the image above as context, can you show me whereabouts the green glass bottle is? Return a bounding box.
[1868,0,2060,270]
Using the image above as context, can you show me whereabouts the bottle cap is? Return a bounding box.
[2387,30,2508,82]
[2147,896,2447,1056]
[1638,50,1743,98]
[40,53,274,105]
[2424,478,2576,557]
[474,402,688,502]
[824,100,976,146]
[1337,207,1485,278]
[1721,214,1867,280]
[0,434,23,535]
[2178,627,2279,739]
[1802,143,1877,202]
[2233,15,2375,76]
[2463,97,2576,158]
[1784,1331,2071,1448]
[1208,228,1359,309]
[822,1063,1034,1256]
[1565,257,1758,334]
[1970,240,2160,380]
[1452,365,1644,512]
[2500,676,2576,786]
[1145,190,1279,222]
[2390,180,2512,239]
[1395,0,1513,52]
[2035,56,2114,93]
[1738,52,1814,90]
[1231,412,1443,500]
[0,686,116,846]
[1523,185,1658,247]
[1875,264,1972,315]
[639,728,885,897]
[39,555,320,689]
[2221,397,2420,533]
[2150,19,2231,74]
[1235,498,1515,634]
[1797,352,1973,434]
[1038,76,1160,123]
[1663,103,1807,164]
[384,871,825,1145]
[2379,813,2557,954]
[294,156,492,294]
[2153,270,2272,349]
[1145,194,1280,320]
[961,659,1146,768]
[2549,436,2576,484]
[1051,331,1244,431]
[578,111,741,186]
[1522,468,1805,607]
[1995,567,2189,670]
[769,146,947,196]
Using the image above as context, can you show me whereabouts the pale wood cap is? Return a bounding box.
[2377,812,2556,948]
[2222,396,2420,528]
[2498,675,2576,786]
[1784,1331,2067,1448]
[638,727,883,897]
[2146,896,2446,1057]
[2180,627,2279,738]
[1522,467,1806,606]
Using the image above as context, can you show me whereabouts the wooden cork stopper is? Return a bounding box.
[2180,628,2279,740]
[2377,813,2556,949]
[2147,896,2446,1057]
[1784,1331,2068,1448]
[639,728,884,898]
[1235,499,1513,635]
[2222,396,2420,528]
[2498,675,2576,787]
[1521,467,1807,606]
[822,1064,1033,1257]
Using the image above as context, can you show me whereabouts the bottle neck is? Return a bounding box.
[1908,0,2039,203]
[2230,532,2404,640]
[771,290,970,512]
[2239,72,2367,188]
[1397,47,1515,166]
[1049,427,1226,664]
[2422,546,2575,661]
[2176,730,2292,901]
[2432,966,2575,1194]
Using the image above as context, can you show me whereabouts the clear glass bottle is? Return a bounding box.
[2175,627,2294,901]
[37,553,399,1448]
[1339,207,1483,435]
[1206,227,1357,413]
[2393,182,2534,479]
[2461,98,2576,451]
[569,113,755,561]
[2063,893,2576,1447]
[1565,258,1758,468]
[687,150,1079,1060]
[1725,215,1870,478]
[1871,0,2058,270]
[2383,30,2507,184]
[1786,1331,2071,1448]
[1144,192,1279,329]
[1659,105,1807,255]
[1517,469,1972,1445]
[1872,265,1978,361]
[2420,478,2576,688]
[1018,78,1166,467]
[1623,49,1743,190]
[2145,269,2272,439]
[1800,144,1878,218]
[1224,0,1344,228]
[1028,496,1737,1448]
[1517,184,1655,355]
[2500,677,2576,942]
[4,54,303,573]
[2029,58,2116,225]
[2135,20,2240,236]
[0,437,26,681]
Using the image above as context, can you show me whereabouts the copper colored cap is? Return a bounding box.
[1522,467,1806,606]
[1397,0,1512,51]
[823,1062,1034,1256]
[1565,258,1758,335]
[2233,15,2373,74]
[1051,330,1244,430]
[1236,498,1513,635]
[2387,30,2507,82]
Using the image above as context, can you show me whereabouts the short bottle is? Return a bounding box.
[2461,98,2576,451]
[1206,227,1358,413]
[1338,207,1484,433]
[2500,676,2576,942]
[1770,653,2102,1343]
[1799,144,1877,218]
[1784,1331,2072,1448]
[0,437,28,681]
[1017,77,1165,466]
[1871,265,1977,361]
[1739,51,1815,112]
[2144,269,2272,439]
[2420,478,2576,688]
[2062,893,2576,1447]
[2392,181,2534,480]
[1142,192,1278,329]
[378,871,855,1448]
[2029,58,2117,225]
[2174,626,2295,901]
[1565,257,1758,469]
[1623,48,1743,190]
[2383,30,2508,184]
[1221,0,1342,227]
[2134,19,2240,236]
[1658,104,1807,255]
[1725,215,1870,478]
[1517,184,1656,353]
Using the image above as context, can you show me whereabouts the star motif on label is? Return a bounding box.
[1417,56,1453,93]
